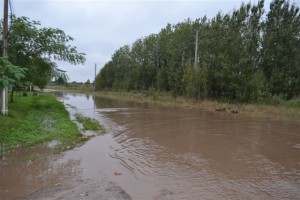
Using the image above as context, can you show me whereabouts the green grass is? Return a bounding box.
[0,93,82,153]
[75,113,105,133]
[282,98,300,109]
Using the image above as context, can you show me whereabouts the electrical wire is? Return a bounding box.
[6,0,15,39]
[8,0,16,16]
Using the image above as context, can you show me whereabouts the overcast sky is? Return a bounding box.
[2,0,285,82]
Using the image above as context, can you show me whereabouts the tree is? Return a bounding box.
[96,0,300,102]
[0,16,86,91]
[0,57,26,87]
[262,0,300,99]
[0,57,27,102]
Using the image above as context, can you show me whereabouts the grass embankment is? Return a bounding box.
[46,86,300,121]
[93,91,300,121]
[0,93,83,153]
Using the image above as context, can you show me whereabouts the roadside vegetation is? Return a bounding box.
[47,80,94,93]
[0,93,83,154]
[0,15,85,104]
[95,0,300,105]
[93,91,300,121]
[46,88,300,121]
[0,15,87,155]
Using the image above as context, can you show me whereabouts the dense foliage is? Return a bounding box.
[0,57,26,87]
[96,0,300,102]
[0,16,85,93]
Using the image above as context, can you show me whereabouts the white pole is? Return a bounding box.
[94,63,97,91]
[194,30,199,70]
[2,87,6,114]
[1,0,8,115]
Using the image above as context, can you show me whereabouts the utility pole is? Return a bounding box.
[94,63,97,91]
[194,30,199,70]
[1,0,9,115]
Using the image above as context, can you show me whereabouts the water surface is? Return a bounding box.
[1,92,299,199]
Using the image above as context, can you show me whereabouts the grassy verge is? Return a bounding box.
[91,91,300,121]
[75,113,105,133]
[45,87,300,121]
[0,93,83,154]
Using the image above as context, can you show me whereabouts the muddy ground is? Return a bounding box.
[24,176,132,200]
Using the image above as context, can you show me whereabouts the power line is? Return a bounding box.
[6,0,15,39]
[8,0,16,17]
[12,0,16,15]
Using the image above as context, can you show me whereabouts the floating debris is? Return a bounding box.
[114,172,122,176]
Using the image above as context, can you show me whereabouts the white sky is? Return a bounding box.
[2,0,282,82]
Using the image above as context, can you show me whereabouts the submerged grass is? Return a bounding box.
[0,93,82,153]
[75,113,105,133]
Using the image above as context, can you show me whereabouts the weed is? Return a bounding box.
[75,113,105,133]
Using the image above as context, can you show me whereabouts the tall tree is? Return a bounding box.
[96,0,300,103]
[262,0,300,99]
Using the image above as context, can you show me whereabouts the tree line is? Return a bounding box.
[96,0,300,102]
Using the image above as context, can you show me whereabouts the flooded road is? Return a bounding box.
[1,92,300,199]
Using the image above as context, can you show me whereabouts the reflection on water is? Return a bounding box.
[1,92,300,200]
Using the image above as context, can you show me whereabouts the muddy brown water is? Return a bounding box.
[1,92,300,200]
